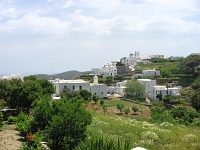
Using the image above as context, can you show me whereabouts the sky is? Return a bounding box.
[0,0,200,75]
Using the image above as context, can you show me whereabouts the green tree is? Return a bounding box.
[0,111,3,128]
[19,80,42,108]
[24,75,37,81]
[125,80,145,100]
[46,98,92,150]
[131,106,139,114]
[191,76,200,111]
[100,100,104,107]
[124,108,130,116]
[79,90,91,100]
[156,94,163,101]
[92,94,99,104]
[180,54,200,76]
[106,76,113,85]
[32,96,53,131]
[103,105,107,115]
[60,88,79,99]
[116,103,124,114]
[37,79,55,95]
[163,95,171,103]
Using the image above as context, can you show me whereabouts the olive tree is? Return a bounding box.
[125,80,145,100]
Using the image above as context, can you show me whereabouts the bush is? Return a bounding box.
[0,111,3,128]
[15,112,32,138]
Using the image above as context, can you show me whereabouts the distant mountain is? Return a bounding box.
[33,70,87,80]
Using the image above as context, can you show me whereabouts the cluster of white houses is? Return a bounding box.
[49,69,182,100]
[91,52,164,78]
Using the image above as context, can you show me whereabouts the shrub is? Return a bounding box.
[132,106,139,114]
[116,103,125,114]
[0,111,3,128]
[124,108,130,116]
[15,112,32,138]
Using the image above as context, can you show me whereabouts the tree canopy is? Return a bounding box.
[180,54,200,76]
[125,80,145,100]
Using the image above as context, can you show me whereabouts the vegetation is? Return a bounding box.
[116,103,125,114]
[92,94,99,104]
[132,106,139,114]
[191,76,200,111]
[0,111,3,128]
[125,80,145,100]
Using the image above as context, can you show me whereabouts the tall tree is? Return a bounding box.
[37,79,55,95]
[180,54,200,76]
[125,80,145,99]
[191,76,200,111]
[45,98,92,150]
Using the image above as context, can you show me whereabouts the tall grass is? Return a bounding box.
[82,111,200,150]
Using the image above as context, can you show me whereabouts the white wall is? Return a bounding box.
[150,86,182,100]
[137,79,157,95]
[90,84,107,98]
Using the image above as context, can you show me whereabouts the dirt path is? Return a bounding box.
[0,124,23,150]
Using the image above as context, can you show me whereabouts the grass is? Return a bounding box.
[84,110,200,150]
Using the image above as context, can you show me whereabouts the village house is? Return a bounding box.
[137,79,157,96]
[150,85,182,100]
[91,61,117,78]
[50,76,107,98]
[120,52,143,67]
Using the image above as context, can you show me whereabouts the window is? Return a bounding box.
[79,86,82,90]
[101,92,103,94]
[95,93,96,95]
[64,86,67,88]
[73,86,75,90]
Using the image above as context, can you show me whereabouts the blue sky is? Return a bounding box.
[1,0,200,75]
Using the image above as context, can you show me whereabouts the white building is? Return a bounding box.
[137,79,157,96]
[91,61,117,78]
[0,74,24,81]
[90,75,107,98]
[142,69,160,76]
[149,54,164,59]
[115,80,127,96]
[150,85,182,100]
[121,52,143,67]
[50,79,90,96]
[50,76,108,98]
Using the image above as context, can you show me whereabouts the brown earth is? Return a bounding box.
[0,124,23,150]
[86,101,152,119]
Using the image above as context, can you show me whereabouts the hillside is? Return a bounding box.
[33,70,86,80]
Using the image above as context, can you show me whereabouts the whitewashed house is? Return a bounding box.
[150,85,182,100]
[50,76,107,98]
[142,69,160,76]
[91,61,117,78]
[115,80,127,96]
[121,52,143,67]
[137,79,157,96]
[50,79,90,96]
[90,75,107,98]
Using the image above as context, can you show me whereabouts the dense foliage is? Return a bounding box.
[191,76,200,111]
[125,80,145,100]
[150,106,199,125]
[0,78,54,108]
[180,54,200,76]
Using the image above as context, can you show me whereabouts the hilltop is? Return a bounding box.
[32,70,87,80]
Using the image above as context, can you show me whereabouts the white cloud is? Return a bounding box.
[0,13,69,34]
[63,0,74,8]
